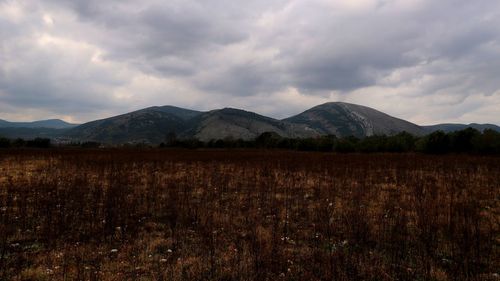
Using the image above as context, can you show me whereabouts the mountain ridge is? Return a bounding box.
[423,123,500,133]
[1,102,498,144]
[64,106,201,144]
[0,119,78,129]
[181,108,319,141]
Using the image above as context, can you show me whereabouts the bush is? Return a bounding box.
[19,266,50,281]
[335,137,358,153]
[26,138,51,148]
[0,137,10,148]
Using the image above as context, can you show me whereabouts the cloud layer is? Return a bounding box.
[1,0,499,124]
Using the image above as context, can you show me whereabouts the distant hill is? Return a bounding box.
[65,106,202,144]
[0,119,78,129]
[284,102,426,137]
[181,108,318,141]
[0,127,66,139]
[423,123,500,133]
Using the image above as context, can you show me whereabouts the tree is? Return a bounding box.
[386,132,416,152]
[335,136,359,153]
[421,131,450,154]
[357,135,387,153]
[255,132,282,148]
[0,137,10,148]
[26,138,51,148]
[450,127,480,152]
[165,131,178,146]
[316,135,337,151]
[472,129,500,153]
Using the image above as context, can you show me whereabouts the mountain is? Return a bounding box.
[66,106,318,143]
[0,127,66,139]
[152,105,202,120]
[3,102,496,144]
[423,123,500,133]
[66,106,202,144]
[181,108,318,141]
[0,119,78,129]
[284,102,426,137]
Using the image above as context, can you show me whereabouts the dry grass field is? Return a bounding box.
[0,149,499,281]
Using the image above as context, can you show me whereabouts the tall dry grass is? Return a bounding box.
[0,149,498,280]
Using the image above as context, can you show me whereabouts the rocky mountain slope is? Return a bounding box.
[181,108,318,141]
[284,102,426,137]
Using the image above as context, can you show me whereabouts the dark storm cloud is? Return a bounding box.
[197,61,286,96]
[45,0,257,54]
[277,0,500,93]
[0,0,499,124]
[0,3,128,119]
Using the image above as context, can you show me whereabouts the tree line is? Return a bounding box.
[161,128,500,154]
[0,137,51,148]
[1,127,499,153]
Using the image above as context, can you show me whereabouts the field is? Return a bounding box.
[0,149,498,281]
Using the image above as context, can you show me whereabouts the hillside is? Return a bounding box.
[181,108,318,141]
[284,102,426,137]
[2,102,498,144]
[65,106,201,144]
[0,119,77,129]
[423,123,500,133]
[0,127,66,139]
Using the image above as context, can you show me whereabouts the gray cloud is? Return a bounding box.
[0,0,499,124]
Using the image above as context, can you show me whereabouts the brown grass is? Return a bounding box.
[0,149,499,280]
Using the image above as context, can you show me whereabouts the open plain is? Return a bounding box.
[0,149,499,281]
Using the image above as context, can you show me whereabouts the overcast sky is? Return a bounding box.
[1,0,499,125]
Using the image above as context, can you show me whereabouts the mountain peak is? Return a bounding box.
[316,101,354,106]
[285,102,425,137]
[212,107,258,115]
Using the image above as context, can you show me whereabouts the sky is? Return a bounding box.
[1,0,499,125]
